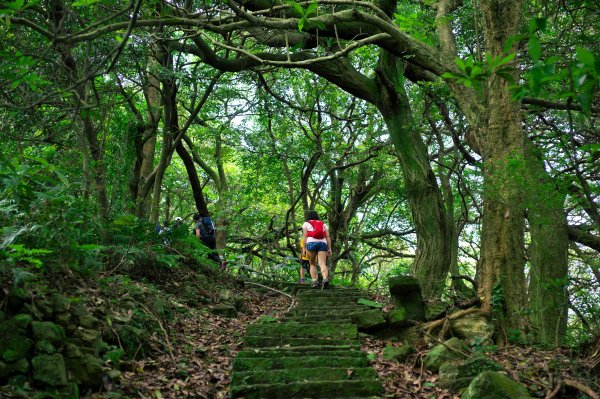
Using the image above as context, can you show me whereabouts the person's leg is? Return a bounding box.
[308,251,318,279]
[299,261,306,283]
[317,250,329,282]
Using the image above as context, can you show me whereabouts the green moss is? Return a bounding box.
[31,321,66,346]
[461,371,532,399]
[32,354,68,387]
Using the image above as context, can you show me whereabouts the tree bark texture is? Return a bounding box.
[375,52,451,299]
[477,0,527,329]
[526,143,568,345]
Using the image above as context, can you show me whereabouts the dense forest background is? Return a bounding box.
[0,0,599,392]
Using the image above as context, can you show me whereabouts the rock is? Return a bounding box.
[0,310,6,322]
[32,354,68,386]
[32,321,66,347]
[387,308,408,328]
[22,303,43,319]
[382,343,415,362]
[11,358,30,374]
[218,288,235,302]
[388,276,425,322]
[350,310,387,332]
[425,300,450,321]
[51,293,71,313]
[461,371,532,399]
[37,299,55,319]
[70,302,91,318]
[8,287,30,310]
[451,315,494,345]
[211,305,238,318]
[66,354,104,389]
[65,343,83,358]
[54,312,71,327]
[423,337,470,372]
[439,355,503,390]
[78,315,99,329]
[35,340,57,355]
[0,322,32,362]
[12,313,33,330]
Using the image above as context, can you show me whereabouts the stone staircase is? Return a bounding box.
[229,286,384,398]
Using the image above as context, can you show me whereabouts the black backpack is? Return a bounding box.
[197,216,215,237]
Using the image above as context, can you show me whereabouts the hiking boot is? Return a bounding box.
[322,280,329,290]
[311,281,320,289]
[299,278,305,284]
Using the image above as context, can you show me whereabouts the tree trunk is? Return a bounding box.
[526,143,568,345]
[477,0,527,331]
[375,52,451,299]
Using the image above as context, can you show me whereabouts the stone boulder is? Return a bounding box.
[451,315,494,345]
[423,337,470,372]
[461,371,532,399]
[425,300,450,321]
[32,353,68,386]
[388,276,425,322]
[382,343,415,362]
[350,310,386,332]
[32,321,66,347]
[66,354,104,389]
[386,308,408,328]
[439,355,503,391]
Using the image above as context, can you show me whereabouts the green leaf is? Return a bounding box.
[72,0,100,6]
[528,36,541,62]
[297,17,305,32]
[305,1,318,16]
[286,0,305,16]
[357,298,383,308]
[496,52,516,68]
[2,0,24,11]
[576,47,595,67]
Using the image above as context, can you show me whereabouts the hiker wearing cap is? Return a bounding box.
[301,210,332,289]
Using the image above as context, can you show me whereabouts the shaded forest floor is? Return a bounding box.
[8,259,596,399]
[79,270,598,399]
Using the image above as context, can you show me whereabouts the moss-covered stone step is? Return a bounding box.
[229,379,384,398]
[297,299,361,307]
[245,322,357,339]
[293,303,370,311]
[233,355,371,371]
[236,348,365,358]
[288,307,370,316]
[297,291,363,299]
[237,344,363,354]
[243,336,360,348]
[231,366,377,385]
[284,315,352,323]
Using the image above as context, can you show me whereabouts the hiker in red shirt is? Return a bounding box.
[301,210,332,289]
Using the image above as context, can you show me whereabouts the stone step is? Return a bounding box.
[237,344,364,354]
[288,306,371,316]
[297,290,363,298]
[245,322,357,339]
[233,355,371,371]
[229,379,384,398]
[284,316,352,323]
[236,349,365,358]
[231,366,378,385]
[243,336,360,348]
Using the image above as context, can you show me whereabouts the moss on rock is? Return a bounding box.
[32,354,68,387]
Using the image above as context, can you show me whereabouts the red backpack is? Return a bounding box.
[307,220,325,239]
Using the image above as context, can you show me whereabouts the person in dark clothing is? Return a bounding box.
[193,213,225,268]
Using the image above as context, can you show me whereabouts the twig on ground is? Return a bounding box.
[243,281,293,298]
[545,378,561,399]
[139,303,175,361]
[564,378,599,399]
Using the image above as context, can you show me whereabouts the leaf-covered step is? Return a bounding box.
[288,306,370,316]
[231,366,378,385]
[245,322,357,339]
[243,335,360,348]
[232,355,371,371]
[229,379,384,398]
[236,348,365,358]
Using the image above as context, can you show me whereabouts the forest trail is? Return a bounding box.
[229,286,384,398]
